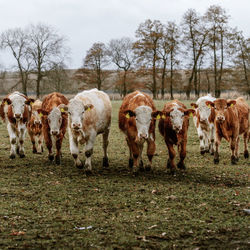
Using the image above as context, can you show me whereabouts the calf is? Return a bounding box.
[0,91,34,158]
[118,91,161,174]
[38,92,68,164]
[158,100,195,173]
[27,99,43,154]
[190,94,216,154]
[206,97,249,164]
[61,89,111,172]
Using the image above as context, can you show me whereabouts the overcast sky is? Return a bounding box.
[0,0,249,69]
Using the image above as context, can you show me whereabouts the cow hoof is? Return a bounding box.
[19,154,25,158]
[167,159,171,169]
[33,148,37,154]
[145,164,151,171]
[37,151,42,155]
[169,168,176,175]
[102,157,109,168]
[139,160,144,171]
[244,150,249,159]
[177,162,186,170]
[48,155,54,161]
[128,158,133,168]
[76,162,84,169]
[55,155,61,165]
[132,169,139,177]
[200,150,206,155]
[210,151,214,155]
[85,169,93,175]
[231,156,237,165]
[10,154,16,159]
[214,158,219,164]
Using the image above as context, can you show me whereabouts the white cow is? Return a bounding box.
[0,91,34,158]
[62,89,112,172]
[191,94,216,155]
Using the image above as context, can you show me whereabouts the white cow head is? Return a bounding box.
[164,106,195,133]
[191,102,211,123]
[3,96,34,120]
[32,111,42,125]
[38,105,67,136]
[124,105,161,141]
[66,99,94,131]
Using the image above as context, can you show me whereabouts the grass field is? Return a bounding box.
[0,100,249,249]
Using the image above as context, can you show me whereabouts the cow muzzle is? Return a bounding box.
[173,126,181,133]
[15,114,22,119]
[216,115,225,123]
[51,131,59,136]
[72,123,81,131]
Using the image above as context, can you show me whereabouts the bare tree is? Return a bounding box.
[134,19,163,99]
[0,28,32,95]
[181,9,208,99]
[83,42,109,90]
[204,5,230,97]
[28,23,69,98]
[107,37,135,97]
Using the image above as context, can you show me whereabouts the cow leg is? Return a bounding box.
[145,139,156,171]
[44,131,53,161]
[102,129,109,168]
[29,132,37,153]
[198,126,206,154]
[166,141,176,173]
[84,131,96,173]
[177,139,187,170]
[137,142,144,171]
[204,131,210,153]
[214,133,222,164]
[7,123,17,159]
[126,137,133,168]
[130,140,140,174]
[55,136,63,165]
[69,129,83,169]
[230,136,238,164]
[235,137,240,161]
[243,132,249,159]
[18,124,26,158]
[37,133,43,154]
[209,124,215,155]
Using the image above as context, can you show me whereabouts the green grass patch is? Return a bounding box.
[0,100,249,249]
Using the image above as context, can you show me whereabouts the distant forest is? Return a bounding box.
[0,5,249,99]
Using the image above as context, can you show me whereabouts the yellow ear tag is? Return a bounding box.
[156,114,161,120]
[30,102,34,106]
[60,108,65,112]
[162,114,166,119]
[189,113,193,117]
[4,101,8,105]
[39,113,43,117]
[125,113,130,119]
[208,104,211,108]
[230,104,234,107]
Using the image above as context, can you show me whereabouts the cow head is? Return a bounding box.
[206,99,236,124]
[66,99,94,131]
[124,105,161,141]
[38,104,67,136]
[163,106,195,133]
[191,102,211,123]
[31,110,42,125]
[3,96,34,120]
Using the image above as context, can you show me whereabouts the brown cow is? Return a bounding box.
[27,99,44,154]
[206,97,249,164]
[38,92,69,165]
[0,91,34,158]
[158,100,195,173]
[118,91,161,174]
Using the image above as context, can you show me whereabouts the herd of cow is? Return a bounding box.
[0,89,249,174]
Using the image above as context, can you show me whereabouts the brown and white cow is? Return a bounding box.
[119,91,161,174]
[158,100,195,173]
[190,94,216,155]
[37,92,68,165]
[60,89,111,172]
[0,91,34,158]
[206,97,249,164]
[27,99,44,154]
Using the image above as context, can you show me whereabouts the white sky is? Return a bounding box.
[0,0,249,69]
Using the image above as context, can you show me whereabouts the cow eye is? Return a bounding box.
[68,112,71,115]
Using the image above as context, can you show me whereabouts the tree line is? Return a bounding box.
[0,5,249,99]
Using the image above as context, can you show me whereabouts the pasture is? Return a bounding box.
[0,100,249,249]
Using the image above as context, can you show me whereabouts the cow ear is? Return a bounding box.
[124,110,136,118]
[84,104,94,111]
[151,111,162,120]
[190,103,198,109]
[58,104,68,113]
[206,101,214,108]
[37,109,48,117]
[25,98,35,106]
[227,100,236,107]
[184,109,195,117]
[3,98,12,105]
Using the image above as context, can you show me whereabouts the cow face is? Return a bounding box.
[124,106,161,141]
[67,99,94,131]
[3,96,33,120]
[165,107,195,133]
[197,103,212,123]
[32,111,42,125]
[206,99,236,124]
